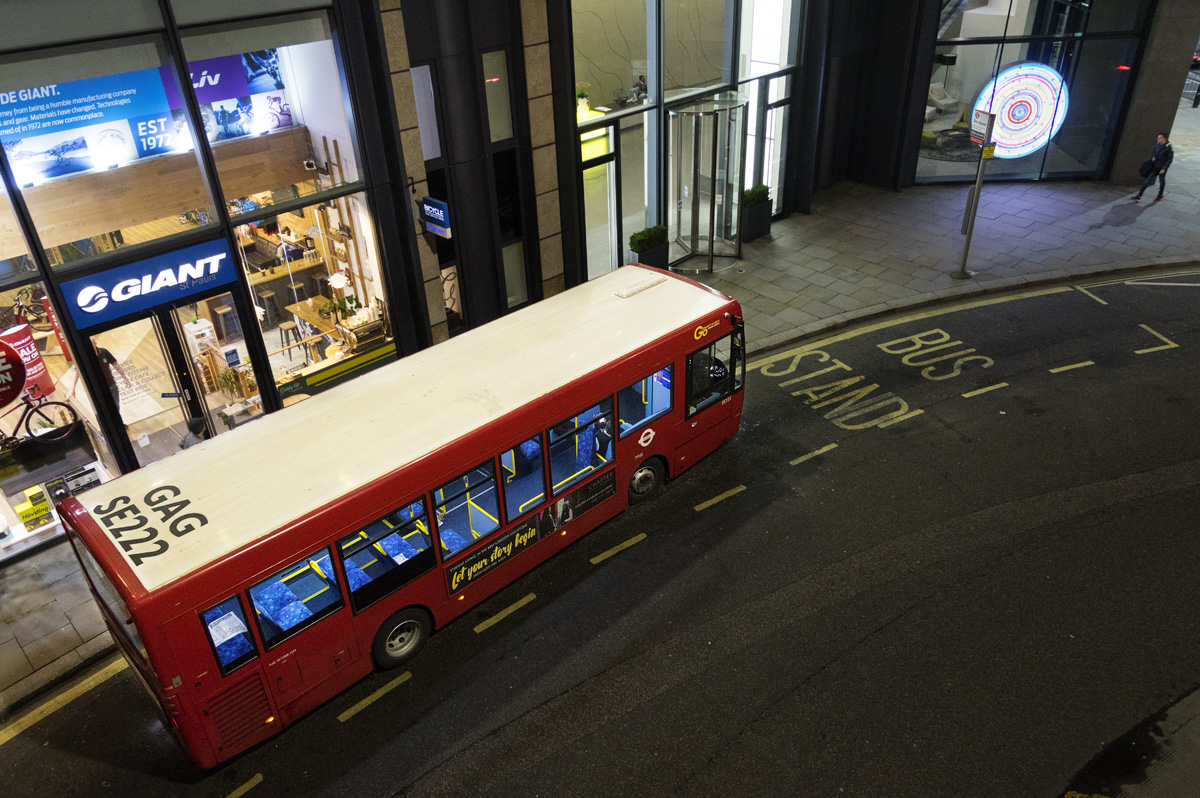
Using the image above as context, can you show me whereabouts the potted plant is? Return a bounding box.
[319,294,363,325]
[741,184,772,242]
[575,81,590,112]
[628,225,669,270]
[216,367,242,399]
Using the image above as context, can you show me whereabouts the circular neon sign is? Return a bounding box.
[973,63,1069,159]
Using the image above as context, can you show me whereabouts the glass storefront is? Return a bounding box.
[0,3,403,561]
[573,0,799,277]
[917,0,1142,183]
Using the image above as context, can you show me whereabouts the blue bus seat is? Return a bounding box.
[202,607,255,666]
[576,426,594,471]
[254,581,313,631]
[378,532,419,563]
[439,525,468,552]
[344,558,372,591]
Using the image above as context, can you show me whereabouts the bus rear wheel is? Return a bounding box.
[628,458,664,504]
[372,608,431,670]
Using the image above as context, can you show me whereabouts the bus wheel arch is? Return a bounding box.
[628,456,667,504]
[371,607,433,670]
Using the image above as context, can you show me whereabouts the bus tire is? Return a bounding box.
[372,608,431,670]
[628,457,665,504]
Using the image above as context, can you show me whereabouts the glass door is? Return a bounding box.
[87,291,262,469]
[170,290,263,441]
[668,94,747,273]
[90,317,198,469]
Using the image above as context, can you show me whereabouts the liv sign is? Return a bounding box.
[62,239,237,329]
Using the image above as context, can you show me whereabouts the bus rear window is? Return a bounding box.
[248,548,343,648]
[338,499,436,612]
[201,596,258,676]
[69,534,148,659]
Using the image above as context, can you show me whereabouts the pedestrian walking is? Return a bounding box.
[1132,133,1174,203]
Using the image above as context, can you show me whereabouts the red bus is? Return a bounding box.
[58,265,745,768]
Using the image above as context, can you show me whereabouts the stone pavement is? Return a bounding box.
[1,101,1199,793]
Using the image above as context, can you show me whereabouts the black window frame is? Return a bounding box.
[498,433,548,524]
[246,546,345,650]
[433,459,504,560]
[336,497,438,614]
[685,330,745,418]
[547,396,616,496]
[200,593,259,677]
[617,364,674,438]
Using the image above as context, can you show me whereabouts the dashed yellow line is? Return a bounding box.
[591,533,647,565]
[474,593,536,634]
[0,657,127,747]
[1134,324,1178,354]
[694,485,746,511]
[1049,361,1094,373]
[225,774,263,798]
[337,671,412,723]
[962,382,1009,398]
[789,443,838,466]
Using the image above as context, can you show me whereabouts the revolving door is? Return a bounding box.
[668,95,747,274]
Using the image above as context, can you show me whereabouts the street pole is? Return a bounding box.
[955,112,995,280]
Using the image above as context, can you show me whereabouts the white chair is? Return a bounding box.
[924,105,936,123]
[928,82,958,113]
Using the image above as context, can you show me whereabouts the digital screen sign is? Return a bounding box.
[972,63,1069,160]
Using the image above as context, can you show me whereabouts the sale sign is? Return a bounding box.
[0,337,28,409]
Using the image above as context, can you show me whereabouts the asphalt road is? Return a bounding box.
[4,270,1200,797]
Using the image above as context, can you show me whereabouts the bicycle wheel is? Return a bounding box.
[24,401,77,442]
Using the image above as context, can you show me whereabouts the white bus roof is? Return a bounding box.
[76,267,731,593]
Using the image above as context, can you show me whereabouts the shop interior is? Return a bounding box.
[0,17,394,561]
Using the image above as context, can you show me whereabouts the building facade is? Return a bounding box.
[0,0,1196,564]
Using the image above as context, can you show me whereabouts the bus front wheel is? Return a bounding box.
[372,608,431,669]
[628,458,664,504]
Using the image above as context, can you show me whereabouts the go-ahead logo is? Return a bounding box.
[694,320,721,340]
[76,253,228,314]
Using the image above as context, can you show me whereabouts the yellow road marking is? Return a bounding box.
[1134,324,1179,354]
[338,671,412,723]
[1049,361,1094,373]
[474,593,537,634]
[962,382,1009,398]
[0,657,127,747]
[789,443,838,466]
[748,286,1073,372]
[225,774,264,798]
[1073,286,1107,305]
[591,533,647,565]
[694,485,746,511]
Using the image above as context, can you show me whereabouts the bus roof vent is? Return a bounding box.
[616,276,667,299]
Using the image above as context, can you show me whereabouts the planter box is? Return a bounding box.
[629,241,669,270]
[741,201,772,243]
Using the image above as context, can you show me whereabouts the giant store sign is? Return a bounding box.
[61,239,236,329]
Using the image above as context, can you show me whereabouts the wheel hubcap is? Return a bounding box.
[386,621,420,657]
[631,466,656,494]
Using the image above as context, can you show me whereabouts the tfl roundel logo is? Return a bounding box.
[76,286,109,314]
[638,428,655,447]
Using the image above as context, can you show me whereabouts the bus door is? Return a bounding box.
[679,329,744,460]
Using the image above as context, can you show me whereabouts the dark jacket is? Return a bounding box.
[1152,141,1174,172]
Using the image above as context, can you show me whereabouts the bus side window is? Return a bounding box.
[434,461,502,558]
[686,331,743,417]
[201,595,258,676]
[248,547,344,649]
[500,435,546,522]
[337,498,436,612]
[618,365,673,437]
[548,397,615,495]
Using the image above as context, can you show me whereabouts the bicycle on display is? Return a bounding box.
[0,384,79,450]
[0,285,53,332]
